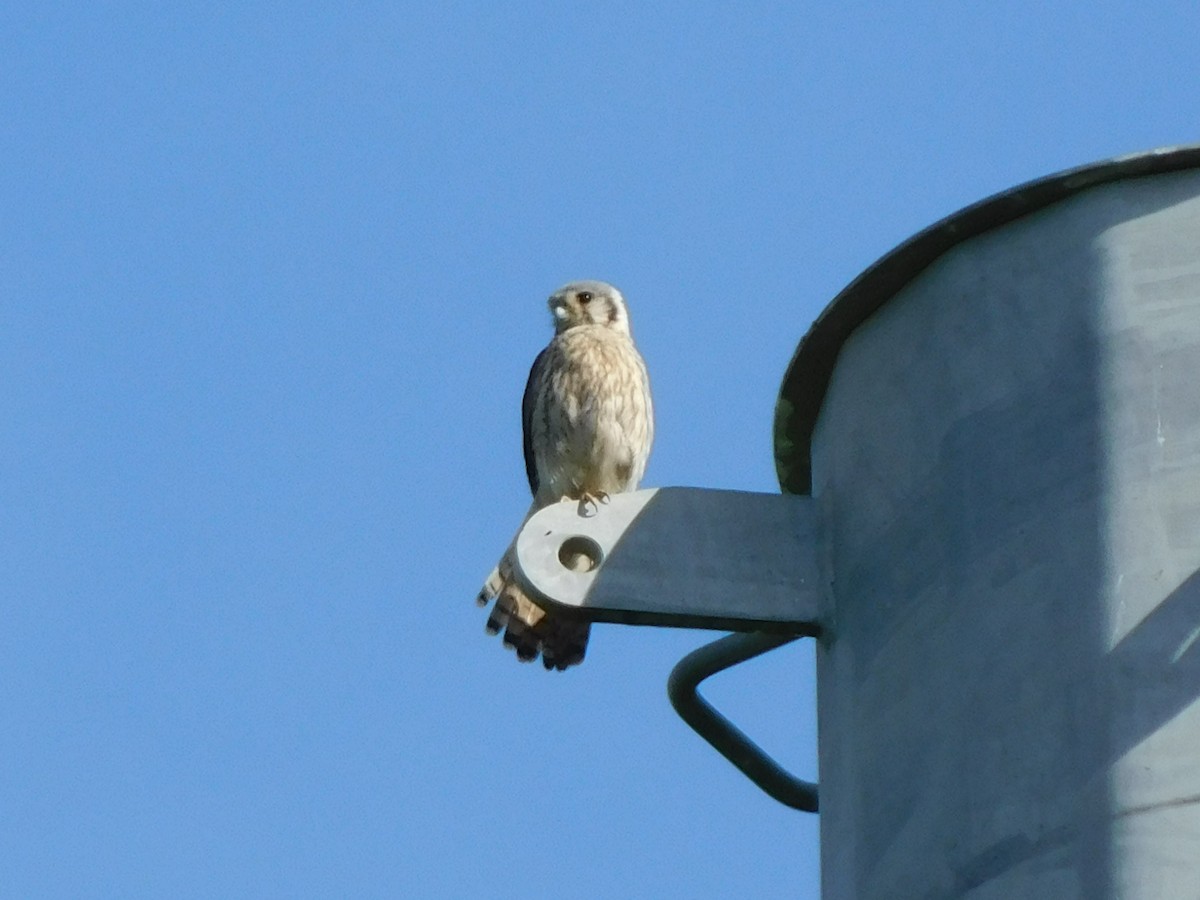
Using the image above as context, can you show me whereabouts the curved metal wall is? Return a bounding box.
[785,154,1200,898]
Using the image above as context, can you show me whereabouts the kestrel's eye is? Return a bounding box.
[577,291,593,303]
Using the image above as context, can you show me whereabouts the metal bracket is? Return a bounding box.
[512,487,822,811]
[514,487,821,632]
[669,632,819,812]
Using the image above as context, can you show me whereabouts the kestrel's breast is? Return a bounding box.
[530,326,653,505]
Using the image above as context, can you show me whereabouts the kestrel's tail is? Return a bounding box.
[476,547,590,672]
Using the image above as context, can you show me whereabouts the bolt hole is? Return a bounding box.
[558,536,603,573]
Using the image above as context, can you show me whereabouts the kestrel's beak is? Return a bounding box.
[549,295,569,323]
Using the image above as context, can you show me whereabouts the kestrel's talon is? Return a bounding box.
[577,490,611,517]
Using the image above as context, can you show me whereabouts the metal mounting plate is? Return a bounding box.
[514,487,822,633]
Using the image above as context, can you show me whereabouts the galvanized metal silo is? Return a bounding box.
[776,146,1200,898]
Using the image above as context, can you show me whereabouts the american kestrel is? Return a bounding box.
[476,280,654,670]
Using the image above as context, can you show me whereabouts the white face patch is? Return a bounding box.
[545,282,632,336]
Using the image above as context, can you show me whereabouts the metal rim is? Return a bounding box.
[773,144,1200,495]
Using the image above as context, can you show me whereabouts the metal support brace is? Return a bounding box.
[669,633,819,812]
[512,487,822,811]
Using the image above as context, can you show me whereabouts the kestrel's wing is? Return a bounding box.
[521,346,549,497]
[478,343,588,669]
[473,346,547,643]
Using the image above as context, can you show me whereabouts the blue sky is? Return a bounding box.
[3,3,1198,897]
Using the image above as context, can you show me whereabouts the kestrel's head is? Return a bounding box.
[548,280,631,336]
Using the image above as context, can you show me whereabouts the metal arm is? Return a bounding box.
[514,487,822,631]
